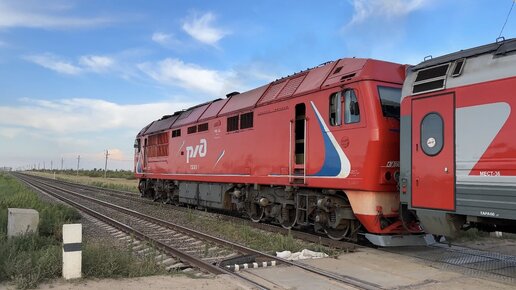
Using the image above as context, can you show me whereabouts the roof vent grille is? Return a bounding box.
[412,63,450,94]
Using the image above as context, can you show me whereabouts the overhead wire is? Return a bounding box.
[498,0,515,38]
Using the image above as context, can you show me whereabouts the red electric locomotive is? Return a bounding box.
[400,38,516,237]
[135,58,430,246]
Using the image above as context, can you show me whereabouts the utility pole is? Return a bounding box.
[76,155,80,177]
[51,160,53,171]
[104,150,109,178]
[61,157,64,170]
[43,161,46,170]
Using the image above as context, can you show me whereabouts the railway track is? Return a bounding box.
[18,173,516,286]
[14,173,382,290]
[22,173,357,251]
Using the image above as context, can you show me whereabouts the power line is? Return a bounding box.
[499,0,515,38]
[104,150,110,178]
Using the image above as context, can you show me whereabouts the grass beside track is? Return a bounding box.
[0,173,165,289]
[27,171,139,193]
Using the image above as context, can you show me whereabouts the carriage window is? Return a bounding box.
[421,113,444,156]
[344,90,360,124]
[329,92,342,126]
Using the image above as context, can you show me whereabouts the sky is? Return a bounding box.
[0,0,515,171]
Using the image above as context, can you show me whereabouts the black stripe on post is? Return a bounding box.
[63,243,82,252]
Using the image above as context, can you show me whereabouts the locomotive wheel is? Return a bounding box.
[280,205,297,229]
[324,220,351,240]
[249,203,264,223]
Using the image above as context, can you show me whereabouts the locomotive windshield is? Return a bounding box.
[378,86,401,119]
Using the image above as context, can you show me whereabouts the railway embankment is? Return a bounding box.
[0,173,165,289]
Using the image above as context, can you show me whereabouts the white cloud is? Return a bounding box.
[182,12,228,45]
[25,53,115,75]
[152,32,172,45]
[348,0,427,25]
[24,54,82,75]
[0,127,23,139]
[0,97,193,134]
[0,0,112,29]
[79,55,115,72]
[151,31,185,50]
[138,58,231,96]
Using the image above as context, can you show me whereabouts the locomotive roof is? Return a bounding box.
[137,58,404,136]
[412,38,516,71]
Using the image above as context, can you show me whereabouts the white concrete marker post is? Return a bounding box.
[62,224,82,280]
[7,208,39,237]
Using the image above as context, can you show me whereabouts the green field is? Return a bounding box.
[28,170,139,193]
[0,173,163,289]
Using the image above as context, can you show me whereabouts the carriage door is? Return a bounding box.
[412,94,455,211]
[291,103,306,184]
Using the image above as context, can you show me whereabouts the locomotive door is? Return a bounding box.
[290,103,306,183]
[411,93,455,210]
[143,138,148,170]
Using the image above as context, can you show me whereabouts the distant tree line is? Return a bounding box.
[30,168,135,179]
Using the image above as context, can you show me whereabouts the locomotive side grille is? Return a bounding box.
[198,122,209,132]
[187,125,197,134]
[412,63,450,94]
[413,79,446,94]
[414,64,449,82]
[147,132,169,157]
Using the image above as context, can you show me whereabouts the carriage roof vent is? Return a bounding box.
[412,63,450,94]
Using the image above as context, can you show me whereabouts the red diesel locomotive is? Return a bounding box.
[134,58,428,246]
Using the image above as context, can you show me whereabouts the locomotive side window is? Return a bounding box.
[171,129,181,138]
[344,90,360,124]
[420,113,444,156]
[329,92,342,126]
[378,86,401,119]
[134,139,141,152]
[227,115,239,132]
[240,112,254,129]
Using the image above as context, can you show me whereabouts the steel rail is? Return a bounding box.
[18,173,380,290]
[16,174,271,290]
[23,173,358,251]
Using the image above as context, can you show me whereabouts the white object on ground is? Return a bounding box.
[7,208,39,237]
[276,249,329,261]
[62,223,82,280]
